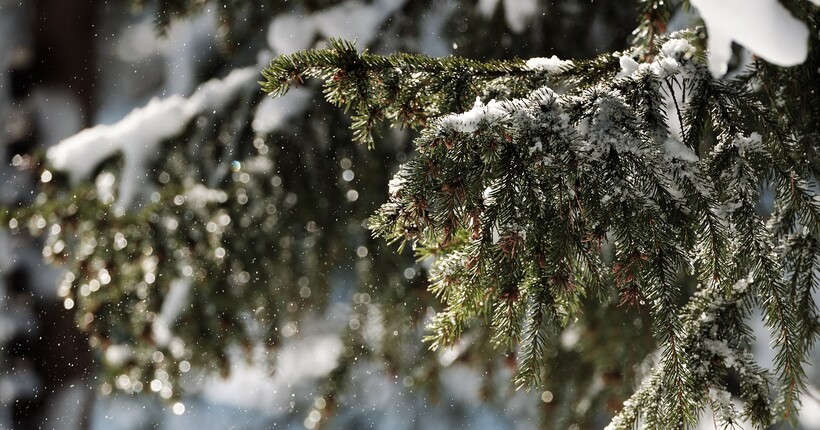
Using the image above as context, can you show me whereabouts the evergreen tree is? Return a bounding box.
[2,0,818,428]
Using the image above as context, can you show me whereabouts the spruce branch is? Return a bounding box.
[262,38,580,146]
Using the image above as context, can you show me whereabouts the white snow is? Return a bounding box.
[525,55,573,73]
[47,94,189,186]
[714,132,764,158]
[266,0,408,54]
[313,0,403,47]
[47,67,257,209]
[160,8,218,96]
[188,67,258,114]
[116,8,218,96]
[478,0,501,19]
[267,13,317,55]
[183,183,228,208]
[703,339,738,368]
[661,138,699,162]
[387,175,408,196]
[477,0,539,33]
[440,97,508,133]
[152,279,191,347]
[618,56,640,77]
[252,87,312,133]
[417,1,456,56]
[690,0,810,76]
[660,39,696,59]
[203,336,342,413]
[482,185,497,206]
[501,0,539,33]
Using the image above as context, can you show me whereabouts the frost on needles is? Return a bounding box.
[263,14,819,430]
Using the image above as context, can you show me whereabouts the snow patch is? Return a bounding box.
[188,68,258,114]
[47,67,257,209]
[440,97,508,133]
[252,87,312,134]
[662,138,699,162]
[266,0,408,54]
[203,336,342,413]
[184,184,228,207]
[267,13,317,55]
[47,95,188,194]
[525,55,573,73]
[502,0,539,33]
[618,56,639,77]
[477,0,538,33]
[388,175,408,196]
[690,0,809,76]
[152,279,191,347]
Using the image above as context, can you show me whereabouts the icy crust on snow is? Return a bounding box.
[47,67,257,208]
[267,0,408,54]
[690,0,810,77]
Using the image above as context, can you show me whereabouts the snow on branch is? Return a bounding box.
[47,67,258,208]
[691,0,810,76]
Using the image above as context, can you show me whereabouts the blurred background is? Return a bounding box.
[1,1,818,429]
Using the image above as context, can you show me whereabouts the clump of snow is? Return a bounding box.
[482,185,497,206]
[617,37,695,80]
[47,67,258,209]
[266,0,408,54]
[203,335,342,413]
[690,0,810,76]
[161,8,218,96]
[417,1,456,56]
[116,8,218,96]
[661,138,699,162]
[618,56,640,77]
[707,387,736,422]
[387,175,407,196]
[47,94,188,189]
[703,339,738,368]
[188,68,257,114]
[525,55,574,73]
[732,132,763,156]
[660,39,696,59]
[713,132,764,158]
[731,277,752,293]
[616,38,700,142]
[184,184,228,208]
[440,97,508,133]
[314,0,405,47]
[501,0,539,33]
[267,13,317,55]
[104,344,133,366]
[152,279,191,347]
[252,87,312,134]
[478,0,539,33]
[478,0,501,19]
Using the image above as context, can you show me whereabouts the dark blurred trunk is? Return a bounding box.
[34,0,98,126]
[9,1,99,429]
